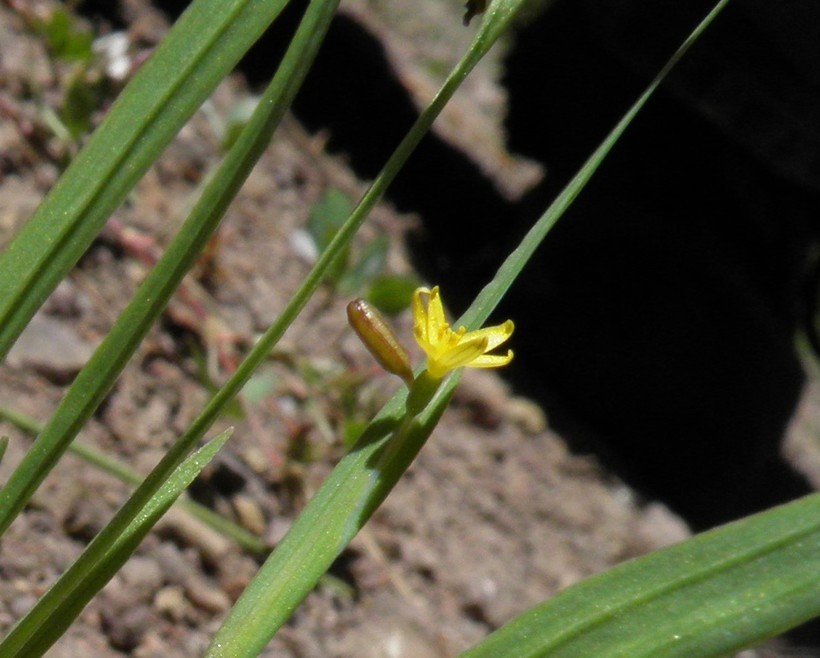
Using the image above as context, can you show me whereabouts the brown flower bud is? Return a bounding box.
[347,299,414,386]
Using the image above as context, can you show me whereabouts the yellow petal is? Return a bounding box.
[437,336,487,370]
[412,287,432,345]
[467,350,514,369]
[461,320,514,351]
[427,286,447,343]
[432,334,489,376]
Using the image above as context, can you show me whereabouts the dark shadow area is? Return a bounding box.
[488,0,820,534]
[467,1,820,647]
[73,0,128,28]
[139,0,820,529]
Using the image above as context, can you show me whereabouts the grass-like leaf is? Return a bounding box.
[204,1,730,655]
[460,494,820,658]
[0,0,337,536]
[0,428,233,657]
[205,385,458,657]
[0,404,267,555]
[0,0,339,646]
[0,0,290,361]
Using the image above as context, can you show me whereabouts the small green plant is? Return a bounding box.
[24,6,129,154]
[307,187,420,312]
[32,7,94,62]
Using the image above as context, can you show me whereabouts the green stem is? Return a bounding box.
[405,370,443,416]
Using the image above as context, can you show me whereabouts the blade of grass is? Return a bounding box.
[0,0,484,637]
[458,1,820,653]
[0,0,291,361]
[460,494,820,658]
[1,428,233,657]
[205,383,459,658]
[7,0,521,550]
[0,405,267,555]
[0,0,340,646]
[0,0,338,536]
[204,2,729,655]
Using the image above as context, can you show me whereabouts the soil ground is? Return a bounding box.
[0,2,816,656]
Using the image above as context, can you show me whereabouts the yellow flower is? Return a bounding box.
[412,286,514,380]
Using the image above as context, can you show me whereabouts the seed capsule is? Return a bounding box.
[347,299,414,386]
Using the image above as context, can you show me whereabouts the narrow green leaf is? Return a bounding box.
[205,1,730,654]
[0,404,267,554]
[1,429,233,658]
[460,494,820,658]
[0,0,291,361]
[0,0,331,536]
[0,0,340,650]
[205,385,457,657]
[203,1,546,655]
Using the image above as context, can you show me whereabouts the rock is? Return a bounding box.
[154,585,188,621]
[6,312,96,382]
[232,494,267,536]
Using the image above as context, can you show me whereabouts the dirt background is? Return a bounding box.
[0,1,817,656]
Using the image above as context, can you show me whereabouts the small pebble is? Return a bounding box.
[232,494,267,536]
[119,556,163,603]
[155,507,231,564]
[6,312,96,381]
[9,594,36,618]
[102,605,153,650]
[185,578,231,614]
[154,585,187,621]
[241,446,269,475]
